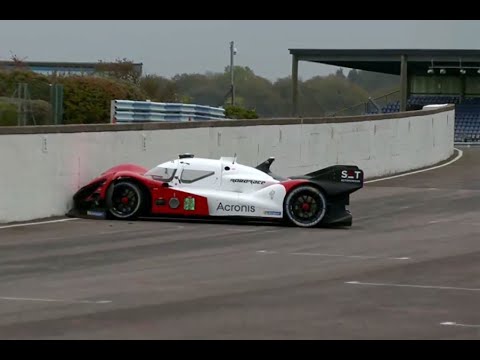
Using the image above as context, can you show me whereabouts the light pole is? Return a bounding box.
[230,41,237,106]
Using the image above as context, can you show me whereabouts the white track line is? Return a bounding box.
[0,218,79,230]
[257,250,410,261]
[441,322,480,328]
[365,148,463,184]
[346,281,480,292]
[0,296,111,304]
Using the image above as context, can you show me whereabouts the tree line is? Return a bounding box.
[0,58,399,126]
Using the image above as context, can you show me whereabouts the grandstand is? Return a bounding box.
[374,95,480,142]
[289,49,480,143]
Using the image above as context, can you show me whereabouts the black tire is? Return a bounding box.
[284,185,327,228]
[106,181,144,220]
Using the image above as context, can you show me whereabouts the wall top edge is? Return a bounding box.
[0,105,455,135]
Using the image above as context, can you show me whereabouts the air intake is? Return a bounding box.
[179,153,195,159]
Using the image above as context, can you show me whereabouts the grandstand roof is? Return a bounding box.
[0,60,143,76]
[288,49,480,75]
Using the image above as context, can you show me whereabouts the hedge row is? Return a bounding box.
[0,69,258,126]
[0,97,52,126]
[60,76,145,124]
[0,70,146,125]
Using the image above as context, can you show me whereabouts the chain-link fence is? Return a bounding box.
[0,82,63,126]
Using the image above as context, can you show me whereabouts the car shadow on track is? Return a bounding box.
[134,216,353,231]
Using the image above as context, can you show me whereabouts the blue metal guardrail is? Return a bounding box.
[110,100,226,123]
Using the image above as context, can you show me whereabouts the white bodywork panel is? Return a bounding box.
[146,156,288,218]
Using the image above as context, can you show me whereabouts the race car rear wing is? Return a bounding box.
[301,165,364,185]
[255,157,364,187]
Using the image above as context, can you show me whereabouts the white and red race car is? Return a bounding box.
[68,154,364,228]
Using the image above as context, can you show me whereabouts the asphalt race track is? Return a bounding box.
[0,147,478,339]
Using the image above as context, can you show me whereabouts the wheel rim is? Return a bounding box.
[109,183,140,218]
[287,190,325,226]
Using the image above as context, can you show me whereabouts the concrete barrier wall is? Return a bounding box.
[0,106,455,223]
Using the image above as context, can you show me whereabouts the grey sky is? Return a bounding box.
[1,20,479,81]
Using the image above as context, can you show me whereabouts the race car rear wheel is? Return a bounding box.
[106,181,144,220]
[284,185,327,228]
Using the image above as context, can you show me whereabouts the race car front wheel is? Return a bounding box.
[106,181,144,220]
[284,185,327,228]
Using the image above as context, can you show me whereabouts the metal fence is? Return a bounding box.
[0,82,63,126]
[110,100,226,124]
[328,90,400,117]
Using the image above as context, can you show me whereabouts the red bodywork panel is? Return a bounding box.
[150,187,210,216]
[280,179,309,192]
[101,164,148,176]
[82,164,150,200]
[82,164,210,217]
[86,170,156,200]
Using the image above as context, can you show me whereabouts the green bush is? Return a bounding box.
[0,69,147,125]
[0,69,51,100]
[0,98,52,126]
[224,105,259,119]
[56,76,146,124]
[30,100,52,125]
[0,102,18,126]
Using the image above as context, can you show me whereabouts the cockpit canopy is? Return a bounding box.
[144,155,279,189]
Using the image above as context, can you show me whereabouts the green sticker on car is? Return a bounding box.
[184,197,195,211]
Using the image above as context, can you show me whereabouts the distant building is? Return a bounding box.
[0,60,143,77]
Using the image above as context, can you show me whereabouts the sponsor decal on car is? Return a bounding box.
[340,170,363,183]
[216,202,255,213]
[184,197,196,211]
[264,210,282,216]
[230,179,266,185]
